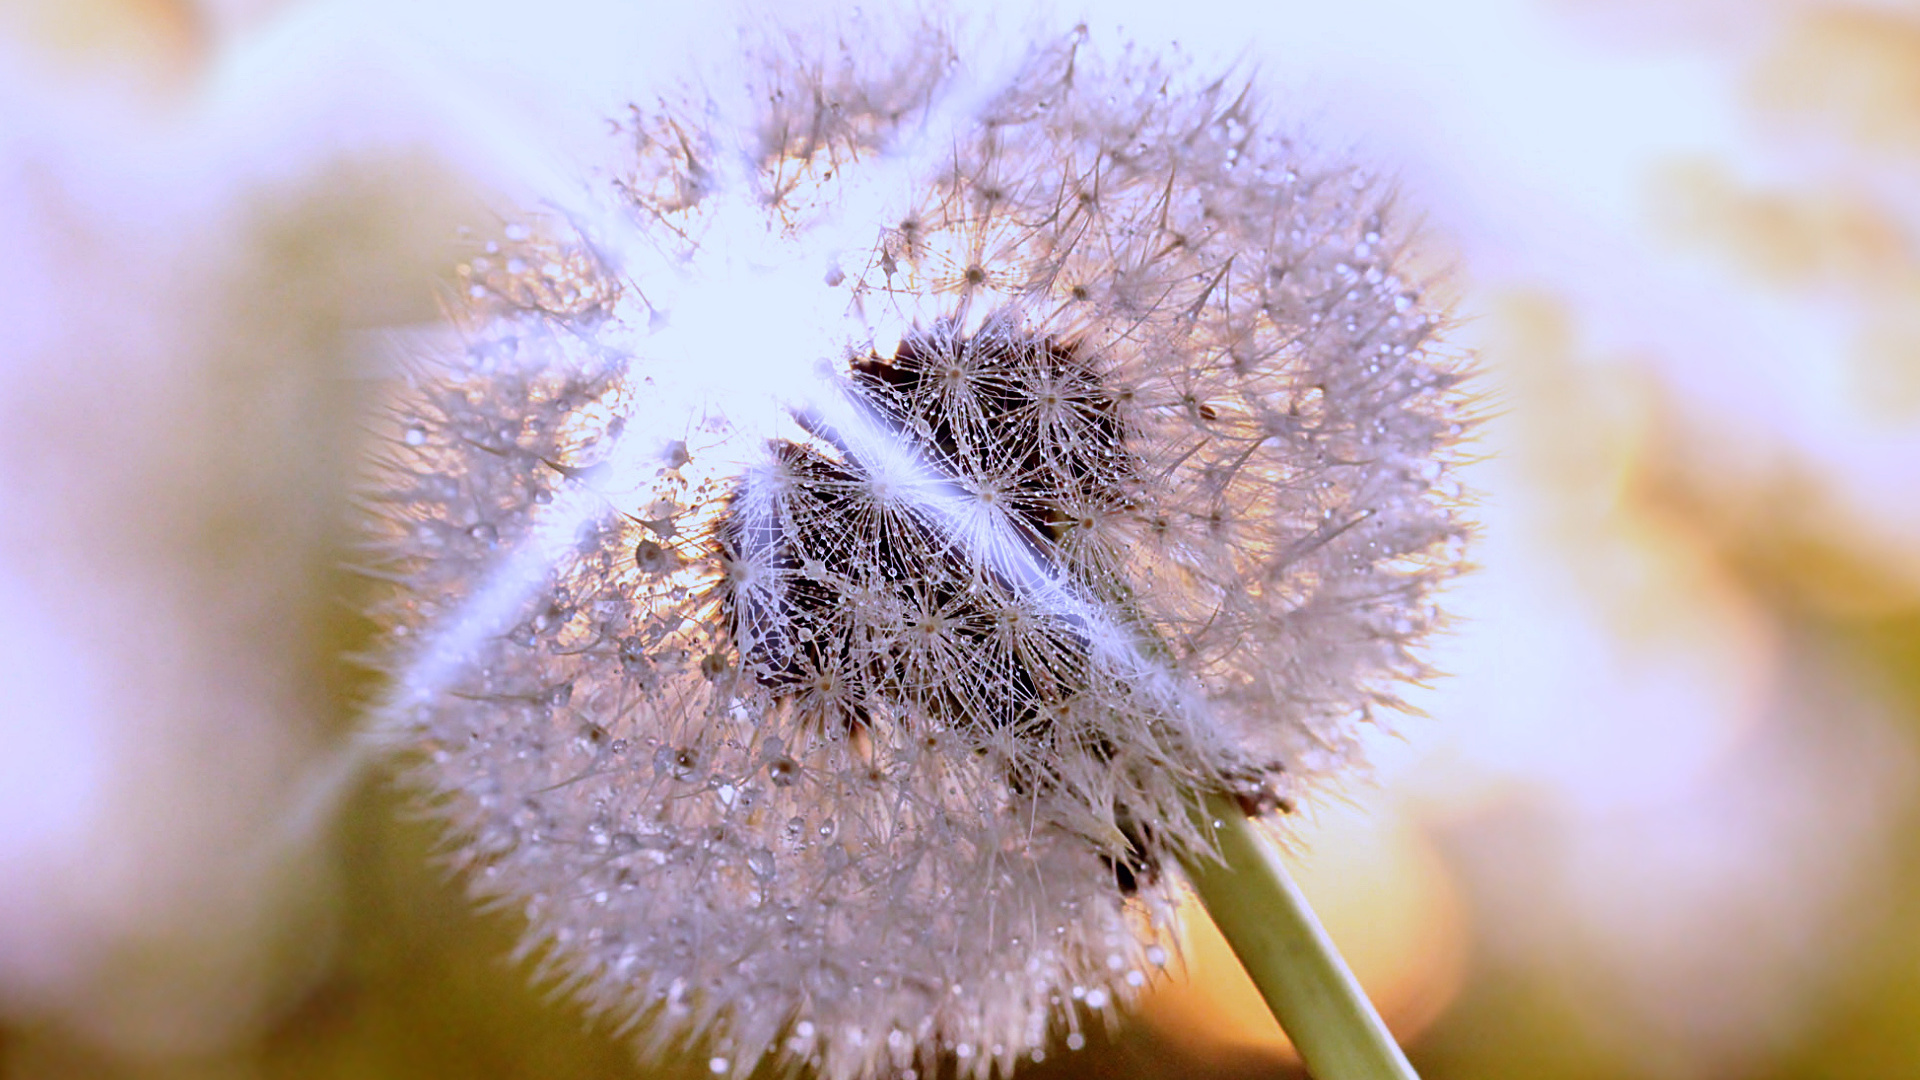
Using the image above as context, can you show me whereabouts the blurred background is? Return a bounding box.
[4,1,1919,1077]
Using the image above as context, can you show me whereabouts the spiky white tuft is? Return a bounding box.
[363,19,1473,1080]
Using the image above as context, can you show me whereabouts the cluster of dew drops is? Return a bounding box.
[365,22,1475,1080]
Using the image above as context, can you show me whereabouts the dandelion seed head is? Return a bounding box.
[366,15,1473,1080]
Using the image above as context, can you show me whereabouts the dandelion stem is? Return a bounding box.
[1179,793,1420,1080]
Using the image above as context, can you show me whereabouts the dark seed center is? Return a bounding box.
[709,322,1164,891]
[714,322,1134,736]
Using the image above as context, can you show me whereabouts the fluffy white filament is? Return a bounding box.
[363,19,1473,1080]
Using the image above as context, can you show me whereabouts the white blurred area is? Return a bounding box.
[3,1,1918,1076]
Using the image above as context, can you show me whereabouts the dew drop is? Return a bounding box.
[619,637,653,677]
[767,756,799,786]
[654,745,700,781]
[635,540,673,574]
[747,848,776,879]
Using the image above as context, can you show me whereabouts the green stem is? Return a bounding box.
[1175,792,1420,1080]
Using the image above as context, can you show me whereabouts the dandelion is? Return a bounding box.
[365,17,1471,1080]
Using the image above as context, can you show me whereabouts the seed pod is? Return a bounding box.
[365,19,1473,1080]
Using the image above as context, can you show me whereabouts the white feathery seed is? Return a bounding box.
[363,18,1474,1080]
